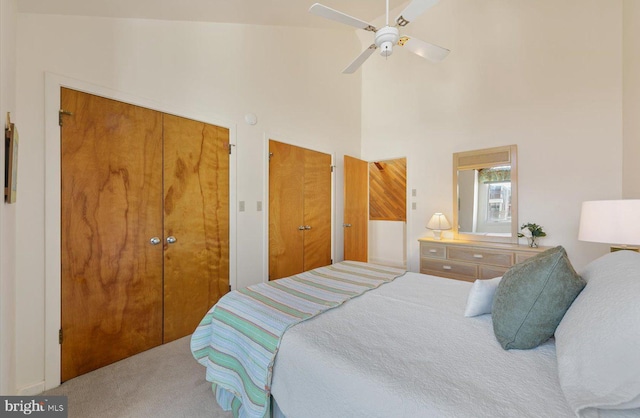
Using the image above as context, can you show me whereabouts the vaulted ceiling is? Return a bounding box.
[17,0,408,29]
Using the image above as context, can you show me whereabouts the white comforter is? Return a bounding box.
[271,271,572,418]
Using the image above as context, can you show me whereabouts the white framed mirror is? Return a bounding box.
[453,145,518,244]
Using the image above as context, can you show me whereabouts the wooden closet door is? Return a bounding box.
[163,114,230,343]
[269,140,305,280]
[344,155,368,262]
[303,149,332,271]
[61,88,163,381]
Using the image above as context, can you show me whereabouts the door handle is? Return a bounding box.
[298,226,305,231]
[343,223,352,228]
[304,225,312,230]
[149,237,161,245]
[166,236,177,244]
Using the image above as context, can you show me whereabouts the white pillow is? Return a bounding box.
[464,276,502,317]
[555,250,640,417]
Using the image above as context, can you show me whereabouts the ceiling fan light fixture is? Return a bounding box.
[380,41,394,57]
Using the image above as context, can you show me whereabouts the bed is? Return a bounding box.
[192,250,640,418]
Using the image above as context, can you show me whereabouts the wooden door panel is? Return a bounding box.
[269,140,305,280]
[163,114,230,343]
[61,88,163,381]
[303,149,332,271]
[344,155,368,262]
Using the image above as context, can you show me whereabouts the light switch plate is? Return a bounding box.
[239,201,245,212]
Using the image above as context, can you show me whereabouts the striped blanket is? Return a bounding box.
[190,261,405,418]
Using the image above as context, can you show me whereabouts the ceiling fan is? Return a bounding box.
[309,0,450,73]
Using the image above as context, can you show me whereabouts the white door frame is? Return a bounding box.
[44,73,237,390]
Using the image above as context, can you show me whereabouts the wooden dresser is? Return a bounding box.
[418,238,549,282]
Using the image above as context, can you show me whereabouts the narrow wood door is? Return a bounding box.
[344,155,368,262]
[163,114,230,343]
[302,149,332,271]
[269,140,305,280]
[61,88,164,381]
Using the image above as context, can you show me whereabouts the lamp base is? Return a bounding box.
[610,245,640,253]
[432,230,443,240]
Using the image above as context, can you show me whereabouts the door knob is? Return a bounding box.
[304,225,312,230]
[343,223,352,228]
[298,226,305,231]
[149,237,161,245]
[166,236,177,244]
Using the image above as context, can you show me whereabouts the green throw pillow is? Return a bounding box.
[492,246,585,350]
[518,245,566,265]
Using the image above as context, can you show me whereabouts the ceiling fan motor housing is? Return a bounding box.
[375,26,400,57]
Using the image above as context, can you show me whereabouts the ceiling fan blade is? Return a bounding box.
[396,0,440,26]
[398,36,450,62]
[343,44,377,74]
[309,3,377,32]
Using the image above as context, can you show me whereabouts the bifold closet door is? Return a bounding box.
[61,88,230,380]
[61,88,164,381]
[302,149,332,271]
[269,140,331,280]
[269,141,305,280]
[162,114,230,343]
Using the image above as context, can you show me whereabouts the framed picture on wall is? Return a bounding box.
[5,121,18,204]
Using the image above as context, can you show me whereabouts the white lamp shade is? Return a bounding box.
[427,213,451,230]
[578,200,640,245]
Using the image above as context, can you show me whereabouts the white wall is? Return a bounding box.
[360,0,624,272]
[0,0,17,396]
[16,14,361,393]
[369,220,405,268]
[623,0,640,198]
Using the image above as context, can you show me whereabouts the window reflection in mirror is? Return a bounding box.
[487,182,511,223]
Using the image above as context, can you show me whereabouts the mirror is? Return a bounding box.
[453,145,518,244]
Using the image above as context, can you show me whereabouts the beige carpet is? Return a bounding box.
[43,336,233,418]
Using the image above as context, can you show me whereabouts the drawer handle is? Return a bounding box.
[473,254,484,259]
[429,249,437,253]
[442,265,452,270]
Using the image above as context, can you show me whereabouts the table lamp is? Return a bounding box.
[427,212,451,240]
[578,200,640,252]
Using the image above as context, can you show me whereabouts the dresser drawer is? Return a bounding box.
[447,246,514,268]
[421,259,477,281]
[420,243,446,259]
[515,252,537,264]
[479,265,509,280]
[418,238,550,282]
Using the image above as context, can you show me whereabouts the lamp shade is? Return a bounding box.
[578,200,640,245]
[427,213,451,230]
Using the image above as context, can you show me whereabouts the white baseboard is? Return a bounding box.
[17,381,45,396]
